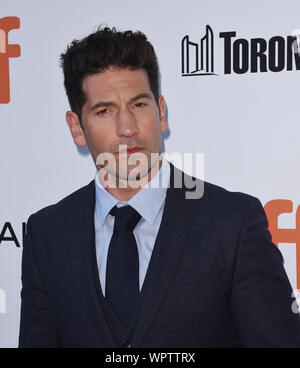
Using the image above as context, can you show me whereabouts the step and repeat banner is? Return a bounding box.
[1,0,300,347]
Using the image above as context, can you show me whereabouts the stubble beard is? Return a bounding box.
[96,150,162,190]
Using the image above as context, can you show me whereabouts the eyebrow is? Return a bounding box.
[89,92,153,112]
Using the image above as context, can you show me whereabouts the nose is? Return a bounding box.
[116,107,139,138]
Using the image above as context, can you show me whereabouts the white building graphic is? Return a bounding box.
[182,25,215,76]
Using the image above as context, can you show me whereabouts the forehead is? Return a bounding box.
[82,67,151,102]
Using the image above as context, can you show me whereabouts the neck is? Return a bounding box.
[97,156,162,202]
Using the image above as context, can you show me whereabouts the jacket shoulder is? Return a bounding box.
[173,163,259,208]
[28,180,94,225]
[202,180,260,208]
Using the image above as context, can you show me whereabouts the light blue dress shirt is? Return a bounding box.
[94,157,170,296]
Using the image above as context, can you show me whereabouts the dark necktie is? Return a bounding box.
[105,205,142,327]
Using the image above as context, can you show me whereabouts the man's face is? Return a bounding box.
[67,67,167,183]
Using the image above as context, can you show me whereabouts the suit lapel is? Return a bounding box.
[67,181,123,347]
[129,163,198,347]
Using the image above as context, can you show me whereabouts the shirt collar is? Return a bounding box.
[94,156,170,227]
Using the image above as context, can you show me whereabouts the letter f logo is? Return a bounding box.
[264,200,300,289]
[0,16,21,104]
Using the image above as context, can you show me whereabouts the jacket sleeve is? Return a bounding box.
[19,214,60,348]
[230,197,300,347]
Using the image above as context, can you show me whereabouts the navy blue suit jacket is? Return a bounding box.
[19,164,300,347]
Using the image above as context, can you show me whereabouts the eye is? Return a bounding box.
[97,108,110,115]
[134,102,147,108]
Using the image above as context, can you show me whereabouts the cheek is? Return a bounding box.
[145,124,163,151]
[143,114,161,133]
[83,127,107,153]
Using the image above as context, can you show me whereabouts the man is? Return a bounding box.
[19,26,300,348]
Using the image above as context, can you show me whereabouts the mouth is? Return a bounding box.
[116,146,144,155]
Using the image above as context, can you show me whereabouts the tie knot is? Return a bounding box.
[109,205,142,232]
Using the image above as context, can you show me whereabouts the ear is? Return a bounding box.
[158,95,168,133]
[66,111,87,147]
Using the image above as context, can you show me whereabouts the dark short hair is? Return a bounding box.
[60,26,160,124]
